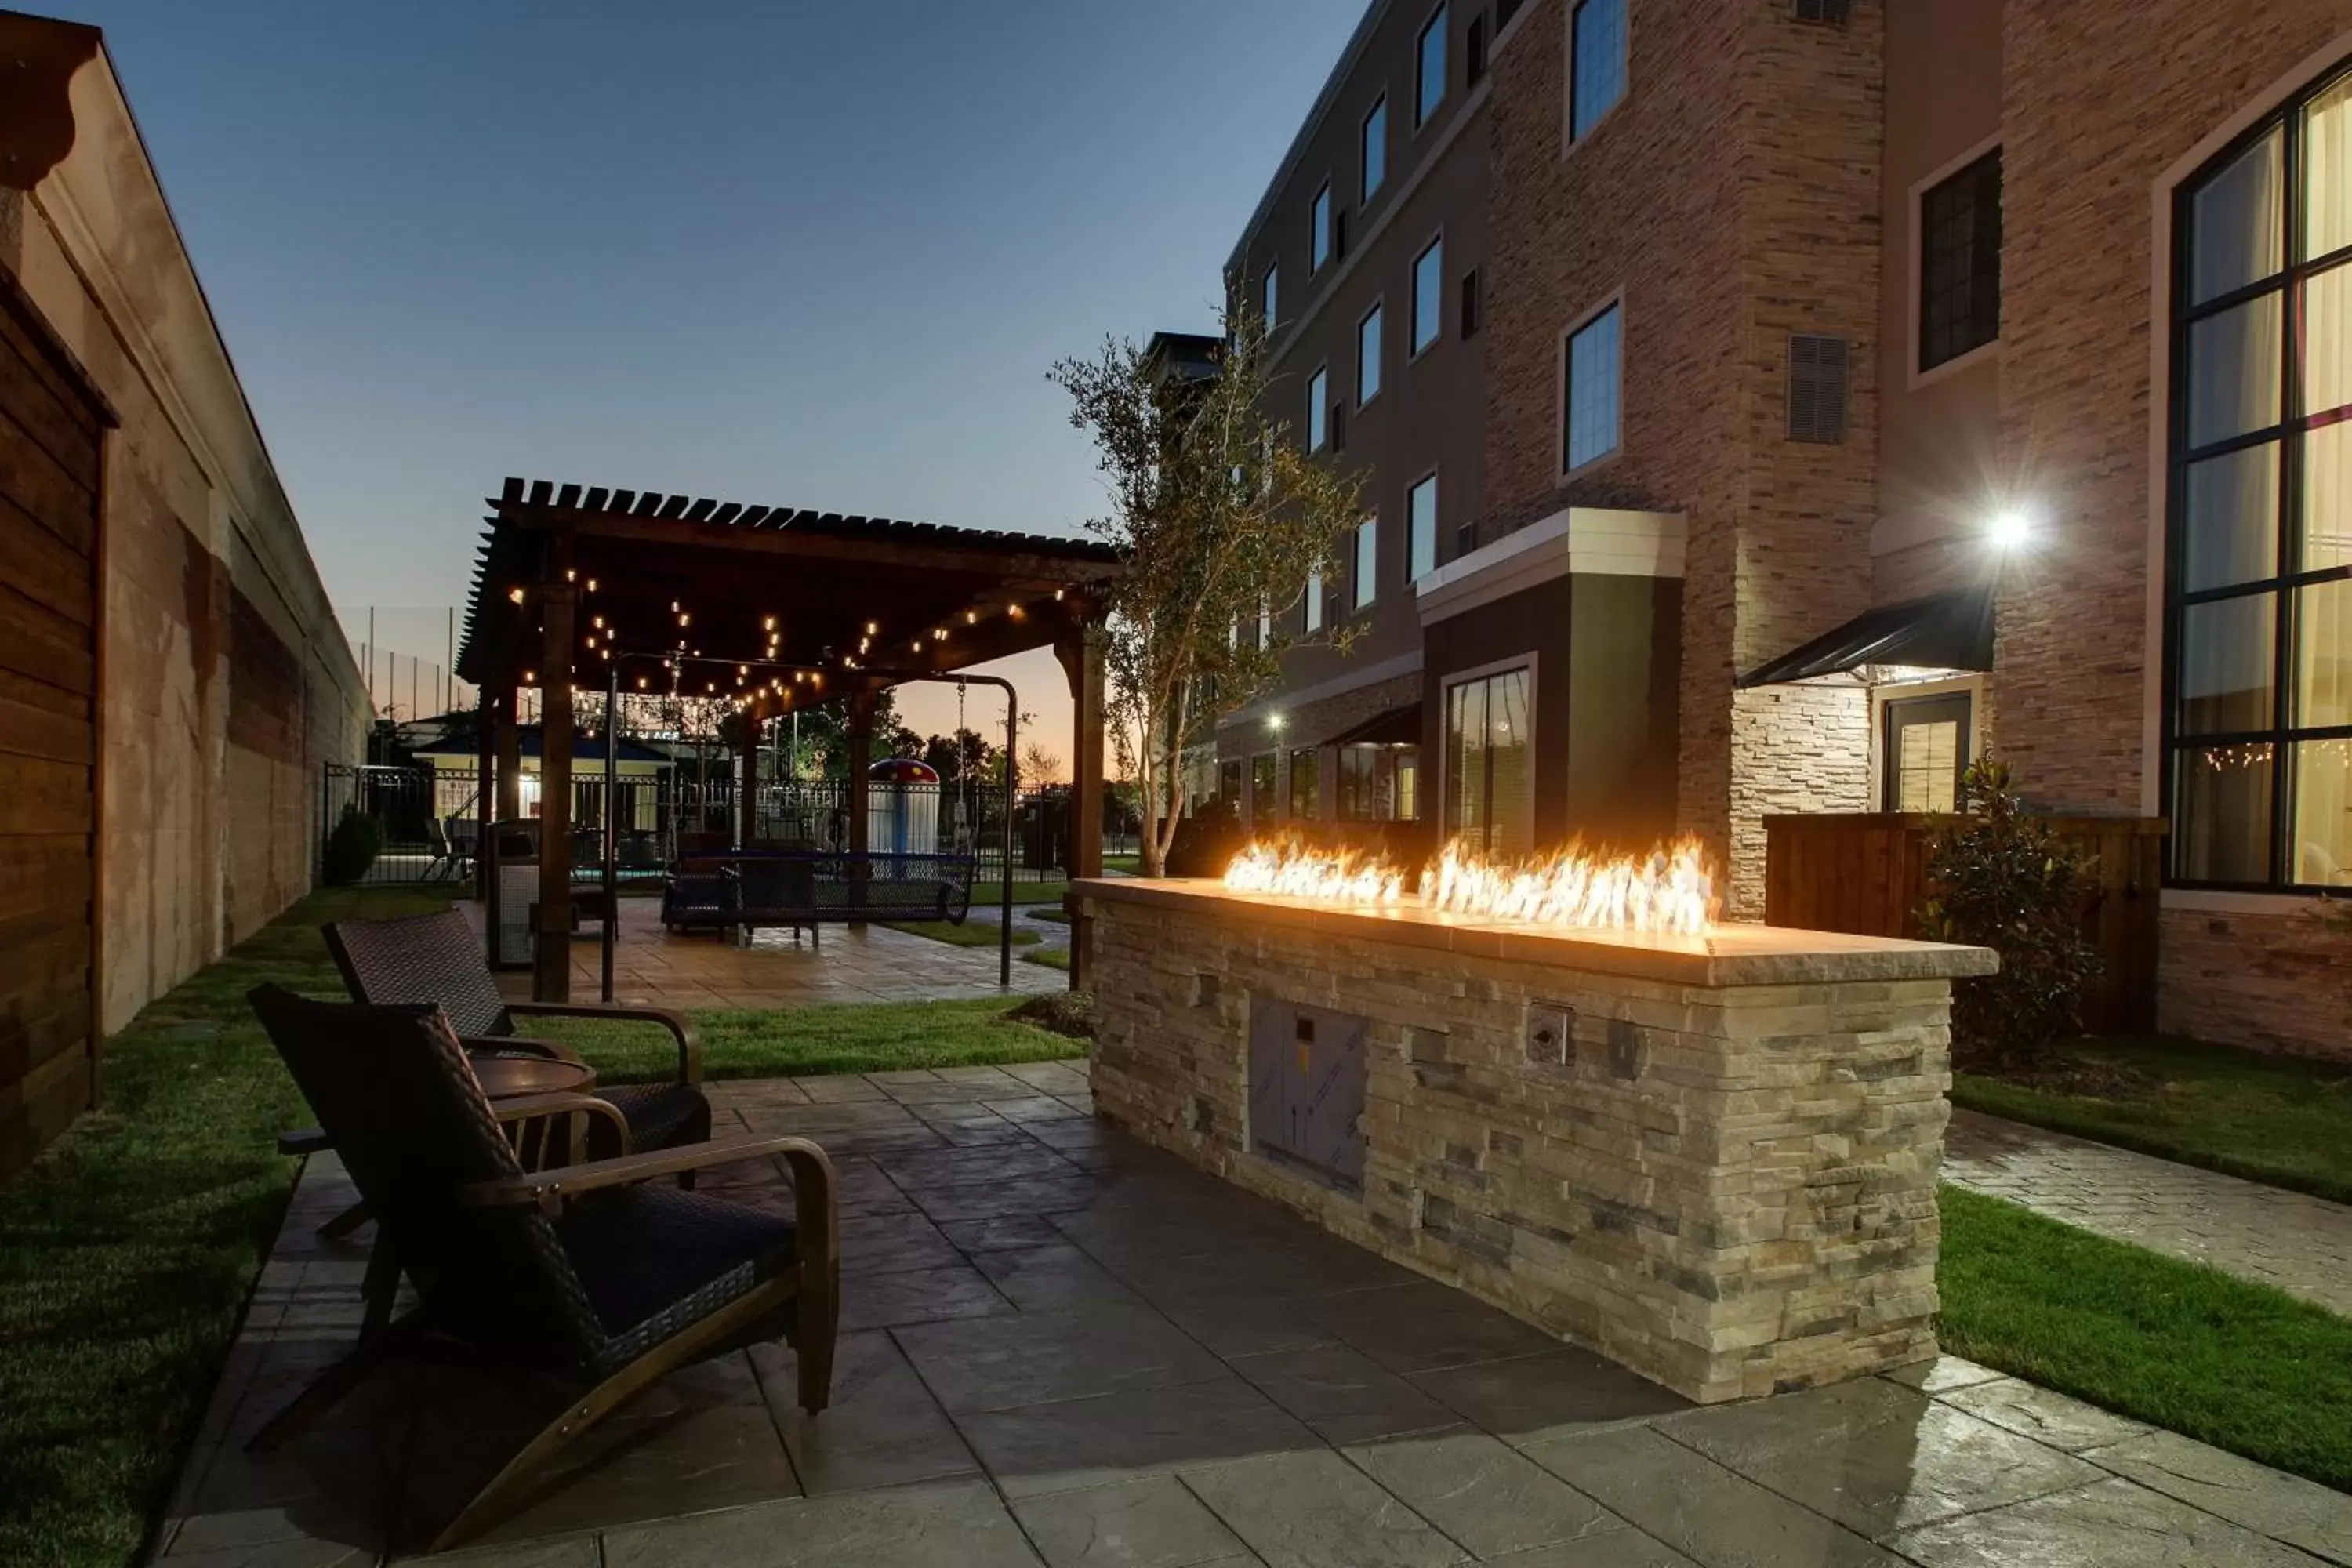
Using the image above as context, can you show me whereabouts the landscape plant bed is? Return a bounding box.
[1951,1035,2352,1206]
[1936,1185,2352,1491]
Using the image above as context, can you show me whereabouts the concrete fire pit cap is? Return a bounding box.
[1072,878,2000,989]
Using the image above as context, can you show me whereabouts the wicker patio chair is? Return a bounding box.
[324,907,711,1164]
[246,985,837,1553]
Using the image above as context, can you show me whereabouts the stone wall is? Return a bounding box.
[1726,683,1871,919]
[1081,883,1980,1404]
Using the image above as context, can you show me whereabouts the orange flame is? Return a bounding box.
[1220,838,1717,935]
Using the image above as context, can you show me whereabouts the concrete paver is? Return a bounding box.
[155,1072,2352,1566]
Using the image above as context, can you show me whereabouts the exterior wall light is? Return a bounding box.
[1988,507,2035,552]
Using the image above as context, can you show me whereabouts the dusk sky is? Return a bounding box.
[41,0,1366,753]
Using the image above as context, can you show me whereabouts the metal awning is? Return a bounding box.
[1322,703,1421,747]
[1736,583,1994,688]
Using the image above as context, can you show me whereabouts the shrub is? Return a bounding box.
[321,805,385,886]
[1918,757,2102,1069]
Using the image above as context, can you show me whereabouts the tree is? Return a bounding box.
[1050,307,1362,876]
[1020,741,1065,786]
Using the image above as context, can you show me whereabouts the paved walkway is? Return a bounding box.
[1944,1108,2352,1318]
[155,1072,2352,1566]
[470,895,1064,1008]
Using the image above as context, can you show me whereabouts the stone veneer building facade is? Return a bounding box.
[1200,0,2352,1060]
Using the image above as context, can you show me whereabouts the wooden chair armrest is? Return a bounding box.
[488,1092,633,1164]
[457,1134,829,1211]
[459,1034,587,1068]
[504,1002,702,1087]
[278,1127,332,1156]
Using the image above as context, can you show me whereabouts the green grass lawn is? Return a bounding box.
[1938,1185,2352,1490]
[880,919,1040,950]
[971,880,1074,906]
[1027,908,1072,925]
[1952,1035,2352,1206]
[0,886,1078,1567]
[1021,946,1072,972]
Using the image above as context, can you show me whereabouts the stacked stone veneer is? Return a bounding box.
[1080,880,1994,1405]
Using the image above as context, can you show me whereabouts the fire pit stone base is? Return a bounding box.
[1076,879,1994,1405]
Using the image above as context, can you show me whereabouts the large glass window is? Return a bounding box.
[1288,749,1321,818]
[1358,303,1384,405]
[1417,5,1448,127]
[1563,303,1622,473]
[1308,366,1330,451]
[1354,517,1378,610]
[1362,98,1388,202]
[1919,150,2003,371]
[2168,65,2352,889]
[1250,753,1278,825]
[1408,473,1439,581]
[1340,745,1421,821]
[1413,235,1444,353]
[1261,263,1279,332]
[1446,668,1532,855]
[1569,0,1626,140]
[1312,184,1333,272]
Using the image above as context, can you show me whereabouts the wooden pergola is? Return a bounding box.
[454,477,1119,1000]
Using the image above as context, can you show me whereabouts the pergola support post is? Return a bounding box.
[846,691,873,925]
[534,542,576,1003]
[1058,620,1107,990]
[474,684,496,905]
[738,706,760,850]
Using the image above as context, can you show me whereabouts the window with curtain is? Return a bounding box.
[1445,667,1533,855]
[2169,64,2352,889]
[1305,568,1324,633]
[1563,302,1622,473]
[1570,0,1626,141]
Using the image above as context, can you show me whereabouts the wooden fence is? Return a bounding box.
[1762,812,2168,1034]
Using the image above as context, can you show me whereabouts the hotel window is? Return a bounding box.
[1467,13,1490,85]
[1261,263,1279,332]
[1219,757,1243,804]
[1340,744,1421,821]
[1258,601,1272,646]
[1250,753,1279,824]
[1305,567,1325,633]
[1413,235,1445,354]
[1918,149,2002,372]
[1408,473,1439,581]
[1883,693,1970,812]
[1461,267,1483,338]
[2167,64,2352,890]
[1312,183,1334,272]
[1362,97,1388,202]
[1569,0,1626,141]
[1354,516,1378,609]
[1359,303,1385,404]
[1289,749,1321,818]
[1417,4,1448,127]
[1562,301,1622,473]
[1308,366,1330,451]
[1446,666,1533,855]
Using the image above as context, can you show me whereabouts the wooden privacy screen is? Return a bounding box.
[0,272,105,1182]
[1763,812,2166,1035]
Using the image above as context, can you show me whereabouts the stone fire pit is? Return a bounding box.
[1073,878,1997,1404]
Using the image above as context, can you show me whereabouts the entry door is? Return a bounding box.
[0,276,105,1181]
[1882,693,1972,812]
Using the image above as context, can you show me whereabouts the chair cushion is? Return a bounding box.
[557,1186,797,1370]
[590,1083,713,1160]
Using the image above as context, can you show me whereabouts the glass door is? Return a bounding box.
[1882,692,1972,811]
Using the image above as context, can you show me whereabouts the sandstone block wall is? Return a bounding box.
[1083,887,1962,1404]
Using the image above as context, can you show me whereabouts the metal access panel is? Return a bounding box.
[1247,997,1368,1189]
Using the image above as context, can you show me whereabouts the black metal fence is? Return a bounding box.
[318,762,1123,888]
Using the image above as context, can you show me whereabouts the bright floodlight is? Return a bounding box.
[1268,712,1287,733]
[1989,507,2034,552]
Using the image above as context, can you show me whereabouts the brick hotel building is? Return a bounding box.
[1181,0,2352,1058]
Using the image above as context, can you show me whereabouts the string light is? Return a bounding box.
[507,587,524,604]
[865,622,879,636]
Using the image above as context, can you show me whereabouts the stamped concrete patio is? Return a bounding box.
[470,894,1065,1008]
[153,1061,2352,1567]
